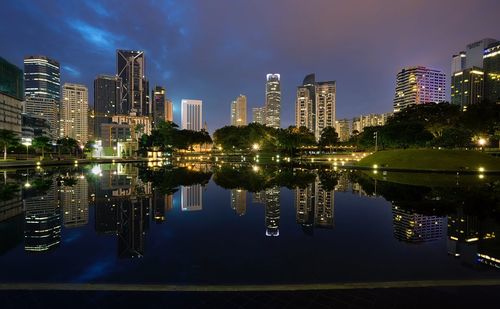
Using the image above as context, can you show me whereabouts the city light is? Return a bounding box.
[252,143,260,151]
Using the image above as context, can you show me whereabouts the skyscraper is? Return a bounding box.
[451,68,484,110]
[230,94,247,126]
[252,107,266,124]
[464,38,497,69]
[484,41,500,103]
[94,75,122,138]
[265,74,281,128]
[116,50,149,116]
[230,189,247,216]
[152,86,172,127]
[181,185,203,211]
[181,99,202,131]
[61,83,88,144]
[295,74,336,139]
[24,55,60,138]
[451,51,466,74]
[60,176,89,228]
[393,66,446,112]
[0,57,23,135]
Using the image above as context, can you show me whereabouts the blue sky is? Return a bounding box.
[1,0,500,131]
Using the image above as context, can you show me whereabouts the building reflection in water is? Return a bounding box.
[230,189,246,216]
[392,205,444,243]
[24,178,61,252]
[181,184,203,211]
[0,178,24,254]
[447,210,499,268]
[264,187,280,237]
[295,176,334,235]
[153,190,173,223]
[60,175,89,228]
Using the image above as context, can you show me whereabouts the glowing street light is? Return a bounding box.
[252,143,260,151]
[21,138,32,160]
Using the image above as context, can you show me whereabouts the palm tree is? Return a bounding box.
[32,136,51,159]
[0,129,19,160]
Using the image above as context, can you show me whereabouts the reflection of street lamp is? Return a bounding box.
[22,138,32,160]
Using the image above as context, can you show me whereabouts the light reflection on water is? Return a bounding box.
[0,163,499,284]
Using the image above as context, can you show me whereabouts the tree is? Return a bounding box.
[83,140,96,158]
[318,127,338,152]
[0,129,19,160]
[57,137,79,156]
[32,136,51,159]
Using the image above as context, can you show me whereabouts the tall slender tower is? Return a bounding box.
[230,94,247,126]
[265,74,281,129]
[116,50,149,116]
[295,74,336,139]
[24,55,60,138]
[94,75,122,138]
[152,86,167,127]
[181,99,202,131]
[484,41,500,104]
[61,83,88,144]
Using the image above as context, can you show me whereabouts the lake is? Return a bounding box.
[0,162,499,285]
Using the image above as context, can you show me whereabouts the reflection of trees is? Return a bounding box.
[0,183,19,201]
[139,166,212,194]
[352,171,500,219]
[213,165,316,192]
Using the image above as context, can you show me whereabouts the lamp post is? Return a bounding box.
[22,138,32,160]
[478,138,487,152]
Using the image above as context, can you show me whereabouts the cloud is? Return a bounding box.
[67,19,122,52]
[62,65,81,77]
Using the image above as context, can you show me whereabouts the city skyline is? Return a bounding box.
[2,0,499,132]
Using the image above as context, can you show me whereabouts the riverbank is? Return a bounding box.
[0,157,149,169]
[356,149,500,173]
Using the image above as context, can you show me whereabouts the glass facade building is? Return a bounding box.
[0,57,23,135]
[94,75,122,138]
[265,74,281,129]
[484,42,500,103]
[116,50,149,116]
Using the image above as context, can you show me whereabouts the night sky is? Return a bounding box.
[1,0,500,131]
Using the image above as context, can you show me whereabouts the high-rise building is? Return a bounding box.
[111,114,152,137]
[252,107,266,124]
[484,41,500,104]
[451,68,484,110]
[24,55,60,138]
[351,112,392,133]
[265,74,281,129]
[24,180,61,252]
[0,57,23,136]
[393,66,446,112]
[181,99,202,131]
[230,94,247,126]
[295,74,336,139]
[230,189,247,216]
[116,50,149,116]
[464,38,497,70]
[60,176,89,228]
[392,205,444,243]
[181,185,202,211]
[335,119,351,142]
[61,83,88,144]
[94,75,122,138]
[151,86,173,127]
[451,51,467,74]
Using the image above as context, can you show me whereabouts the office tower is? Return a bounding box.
[24,55,60,138]
[60,176,89,228]
[252,107,266,124]
[61,83,88,144]
[181,184,202,211]
[181,99,202,131]
[264,187,280,236]
[393,66,446,112]
[451,51,466,74]
[295,74,336,139]
[230,94,247,126]
[117,199,148,258]
[165,98,173,122]
[151,86,173,127]
[464,38,497,70]
[24,180,61,252]
[295,183,314,235]
[265,74,281,128]
[484,41,500,103]
[335,119,351,142]
[451,68,484,110]
[392,205,444,243]
[116,50,149,115]
[94,75,122,138]
[21,114,51,138]
[0,57,23,135]
[230,189,247,216]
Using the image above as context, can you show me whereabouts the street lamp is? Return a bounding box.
[478,138,487,151]
[22,138,32,160]
[252,143,260,151]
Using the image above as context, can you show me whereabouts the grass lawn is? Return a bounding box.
[356,149,500,171]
